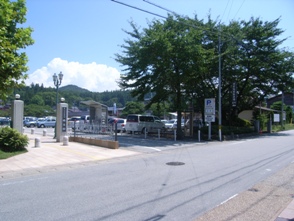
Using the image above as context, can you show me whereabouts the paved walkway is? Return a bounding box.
[0,132,293,221]
[0,133,139,179]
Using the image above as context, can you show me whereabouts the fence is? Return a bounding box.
[67,121,178,141]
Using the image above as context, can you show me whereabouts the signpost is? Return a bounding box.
[205,98,216,140]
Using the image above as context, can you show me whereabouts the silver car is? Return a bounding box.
[37,117,56,128]
[24,117,38,128]
[115,119,126,133]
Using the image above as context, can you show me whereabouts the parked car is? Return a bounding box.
[0,117,10,126]
[165,119,185,131]
[68,116,81,130]
[108,117,120,125]
[37,117,56,128]
[68,116,81,123]
[108,118,122,131]
[185,119,203,132]
[37,117,46,122]
[23,116,36,121]
[80,115,90,123]
[115,119,126,133]
[165,119,177,131]
[23,117,38,127]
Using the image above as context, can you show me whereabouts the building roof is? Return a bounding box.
[254,106,281,113]
[80,100,108,108]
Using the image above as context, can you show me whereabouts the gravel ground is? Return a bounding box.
[195,162,294,221]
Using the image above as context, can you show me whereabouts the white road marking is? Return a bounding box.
[140,147,162,151]
[220,194,238,205]
[1,177,48,186]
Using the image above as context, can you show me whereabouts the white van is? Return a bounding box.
[125,114,165,134]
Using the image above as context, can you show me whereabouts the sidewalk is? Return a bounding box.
[0,132,139,179]
[275,199,294,221]
[275,200,294,221]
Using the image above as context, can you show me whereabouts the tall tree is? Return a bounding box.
[115,15,213,138]
[115,14,294,137]
[121,101,145,117]
[0,0,34,100]
[219,17,294,124]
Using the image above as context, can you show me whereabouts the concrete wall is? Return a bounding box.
[69,136,119,149]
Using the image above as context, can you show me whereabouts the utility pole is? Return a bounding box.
[218,23,222,141]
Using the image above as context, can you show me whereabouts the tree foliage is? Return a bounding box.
[220,17,294,123]
[270,101,293,123]
[0,0,34,100]
[121,101,145,117]
[3,84,136,117]
[115,14,294,136]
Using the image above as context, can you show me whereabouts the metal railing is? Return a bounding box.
[67,121,178,141]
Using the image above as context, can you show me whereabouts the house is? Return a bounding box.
[238,106,280,122]
[238,92,294,122]
[266,92,294,111]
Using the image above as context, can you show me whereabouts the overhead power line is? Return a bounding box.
[233,0,246,20]
[143,0,178,16]
[110,0,167,19]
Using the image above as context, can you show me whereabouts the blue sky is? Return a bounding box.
[24,0,294,92]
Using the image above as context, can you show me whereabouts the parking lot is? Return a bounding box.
[28,127,206,154]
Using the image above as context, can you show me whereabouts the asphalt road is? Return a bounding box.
[0,130,293,220]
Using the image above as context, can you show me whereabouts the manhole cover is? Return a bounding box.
[166,162,185,166]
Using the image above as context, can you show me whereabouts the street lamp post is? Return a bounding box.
[53,72,63,107]
[53,72,63,138]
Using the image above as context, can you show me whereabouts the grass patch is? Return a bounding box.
[0,149,28,160]
[272,123,294,132]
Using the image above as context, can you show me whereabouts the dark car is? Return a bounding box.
[108,118,120,125]
[0,118,10,126]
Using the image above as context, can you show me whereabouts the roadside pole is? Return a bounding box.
[205,98,216,141]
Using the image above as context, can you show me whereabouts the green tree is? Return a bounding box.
[0,0,34,100]
[24,104,54,117]
[116,15,294,137]
[219,18,294,124]
[121,101,145,117]
[31,94,45,106]
[149,102,169,118]
[270,101,293,123]
[116,16,212,138]
[41,91,57,107]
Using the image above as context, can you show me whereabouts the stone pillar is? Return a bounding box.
[56,102,68,142]
[12,95,24,134]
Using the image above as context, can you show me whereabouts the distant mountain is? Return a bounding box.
[59,84,91,93]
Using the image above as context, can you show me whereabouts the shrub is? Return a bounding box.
[231,118,252,127]
[204,125,254,136]
[0,127,29,152]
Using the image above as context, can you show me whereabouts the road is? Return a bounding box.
[0,130,293,220]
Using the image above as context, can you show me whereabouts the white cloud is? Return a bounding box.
[26,58,121,92]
